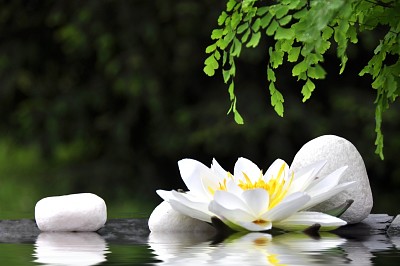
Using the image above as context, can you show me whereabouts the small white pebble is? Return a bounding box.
[35,193,107,232]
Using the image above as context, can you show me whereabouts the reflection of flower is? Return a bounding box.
[148,231,347,266]
[157,157,354,231]
[33,232,109,266]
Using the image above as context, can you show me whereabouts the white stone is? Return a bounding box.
[148,201,215,233]
[35,193,107,231]
[291,135,373,224]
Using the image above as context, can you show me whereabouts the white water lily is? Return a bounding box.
[156,157,355,232]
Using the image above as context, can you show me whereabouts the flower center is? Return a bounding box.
[215,163,293,210]
[252,219,269,227]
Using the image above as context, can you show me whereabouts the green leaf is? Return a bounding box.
[348,25,358,44]
[204,64,215,76]
[339,55,348,74]
[227,0,237,12]
[246,31,261,48]
[279,15,292,26]
[205,43,217,54]
[307,64,326,79]
[231,37,242,56]
[252,18,261,32]
[288,46,301,62]
[324,200,354,217]
[374,104,384,159]
[269,48,284,68]
[275,27,295,40]
[204,55,219,76]
[205,54,218,68]
[234,109,244,124]
[267,67,276,82]
[269,82,284,117]
[280,39,293,52]
[292,60,307,76]
[241,28,251,43]
[228,81,235,100]
[293,8,307,19]
[302,79,316,102]
[315,39,331,54]
[211,29,224,40]
[242,0,254,11]
[322,27,334,40]
[223,69,230,83]
[256,6,269,16]
[222,51,227,66]
[231,11,242,29]
[260,13,273,29]
[218,12,228,26]
[275,5,289,19]
[237,23,248,34]
[266,20,279,36]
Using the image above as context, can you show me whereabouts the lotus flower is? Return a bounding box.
[156,157,354,232]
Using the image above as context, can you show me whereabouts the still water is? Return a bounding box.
[1,229,400,265]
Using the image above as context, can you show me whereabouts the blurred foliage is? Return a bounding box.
[204,0,400,159]
[0,0,399,217]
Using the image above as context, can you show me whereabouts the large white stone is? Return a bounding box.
[35,193,107,231]
[291,135,373,224]
[148,201,215,233]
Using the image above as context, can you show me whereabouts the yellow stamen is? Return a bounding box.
[253,219,269,227]
[209,163,293,211]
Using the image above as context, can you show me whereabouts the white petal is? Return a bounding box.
[264,159,289,182]
[263,192,310,221]
[169,198,212,222]
[156,190,173,201]
[240,189,270,216]
[209,200,254,223]
[211,158,228,181]
[273,211,346,231]
[234,157,261,183]
[213,190,248,211]
[291,160,326,182]
[171,190,207,205]
[287,168,316,194]
[178,159,218,198]
[226,179,243,194]
[237,220,272,232]
[287,161,327,194]
[306,166,348,196]
[302,181,356,210]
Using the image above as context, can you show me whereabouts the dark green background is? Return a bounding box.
[0,0,398,218]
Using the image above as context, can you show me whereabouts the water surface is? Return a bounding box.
[1,229,400,265]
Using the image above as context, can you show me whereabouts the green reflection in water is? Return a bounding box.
[0,243,34,266]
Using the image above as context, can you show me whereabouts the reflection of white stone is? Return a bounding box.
[33,232,109,266]
[148,201,215,232]
[35,193,107,231]
[291,135,373,224]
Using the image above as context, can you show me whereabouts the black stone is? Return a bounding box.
[0,214,397,245]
